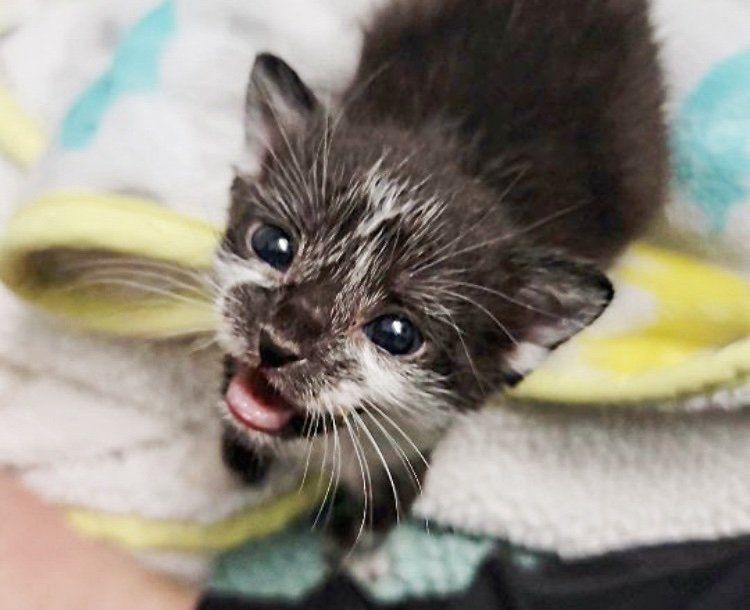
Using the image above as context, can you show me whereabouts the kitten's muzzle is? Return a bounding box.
[225,365,297,435]
[223,358,361,440]
[258,329,302,368]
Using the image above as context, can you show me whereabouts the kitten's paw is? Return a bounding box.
[221,427,273,485]
[326,486,404,551]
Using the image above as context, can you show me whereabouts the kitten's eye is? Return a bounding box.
[364,314,423,356]
[250,224,294,271]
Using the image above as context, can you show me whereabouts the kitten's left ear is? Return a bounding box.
[503,251,614,384]
[244,53,320,165]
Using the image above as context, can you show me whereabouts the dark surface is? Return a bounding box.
[220,427,271,485]
[198,536,750,610]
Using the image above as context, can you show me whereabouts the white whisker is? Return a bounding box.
[352,410,401,526]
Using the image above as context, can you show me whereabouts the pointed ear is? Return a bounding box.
[243,53,320,166]
[502,251,614,384]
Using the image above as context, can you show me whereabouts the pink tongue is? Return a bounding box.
[225,372,295,434]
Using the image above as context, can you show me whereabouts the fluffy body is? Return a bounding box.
[215,0,668,541]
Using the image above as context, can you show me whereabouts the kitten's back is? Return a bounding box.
[347,0,668,263]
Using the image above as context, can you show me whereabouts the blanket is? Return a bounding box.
[0,0,369,581]
[0,0,749,600]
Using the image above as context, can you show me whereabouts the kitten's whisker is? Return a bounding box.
[412,162,530,274]
[59,256,210,283]
[261,93,313,203]
[414,202,586,275]
[59,265,212,300]
[366,403,431,472]
[318,414,330,494]
[58,261,205,285]
[321,116,332,202]
[328,59,394,150]
[328,416,344,528]
[64,270,210,304]
[437,280,584,327]
[342,417,370,549]
[187,334,219,355]
[362,408,422,495]
[313,414,337,528]
[58,277,215,309]
[351,417,375,533]
[247,132,308,230]
[500,200,589,243]
[437,306,486,392]
[298,412,319,492]
[352,410,401,526]
[439,288,519,346]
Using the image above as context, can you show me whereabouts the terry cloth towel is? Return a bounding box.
[1,0,750,597]
[4,0,750,409]
[0,0,370,581]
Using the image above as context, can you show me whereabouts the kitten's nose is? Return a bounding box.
[258,329,301,368]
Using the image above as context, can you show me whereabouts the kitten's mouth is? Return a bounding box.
[224,361,362,438]
[225,366,298,436]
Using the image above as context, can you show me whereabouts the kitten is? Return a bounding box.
[215,0,667,541]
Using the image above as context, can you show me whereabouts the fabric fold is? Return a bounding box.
[0,0,749,586]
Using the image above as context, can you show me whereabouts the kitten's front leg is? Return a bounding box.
[220,356,274,484]
[328,455,430,550]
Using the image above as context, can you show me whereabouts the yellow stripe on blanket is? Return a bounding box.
[0,192,220,337]
[3,192,750,408]
[511,244,750,406]
[66,477,323,553]
[0,85,45,168]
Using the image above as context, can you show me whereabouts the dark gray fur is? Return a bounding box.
[217,0,668,541]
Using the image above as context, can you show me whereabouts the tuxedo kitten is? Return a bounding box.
[216,0,667,541]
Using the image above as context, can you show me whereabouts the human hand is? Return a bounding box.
[0,473,199,610]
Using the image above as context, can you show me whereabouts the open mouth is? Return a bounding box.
[224,360,364,438]
[225,365,299,436]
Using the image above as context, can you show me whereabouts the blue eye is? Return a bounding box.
[251,225,294,270]
[364,314,423,356]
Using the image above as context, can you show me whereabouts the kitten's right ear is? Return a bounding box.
[244,53,319,167]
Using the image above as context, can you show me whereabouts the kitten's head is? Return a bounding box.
[215,54,612,451]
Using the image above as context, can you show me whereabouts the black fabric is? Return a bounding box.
[197,536,750,610]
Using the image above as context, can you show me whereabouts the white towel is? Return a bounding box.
[0,0,748,572]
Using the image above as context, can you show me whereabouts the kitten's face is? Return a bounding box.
[214,54,612,453]
[217,143,466,448]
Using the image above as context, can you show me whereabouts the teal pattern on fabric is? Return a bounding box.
[208,520,507,604]
[673,48,750,231]
[353,522,494,603]
[60,0,176,149]
[210,525,329,601]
